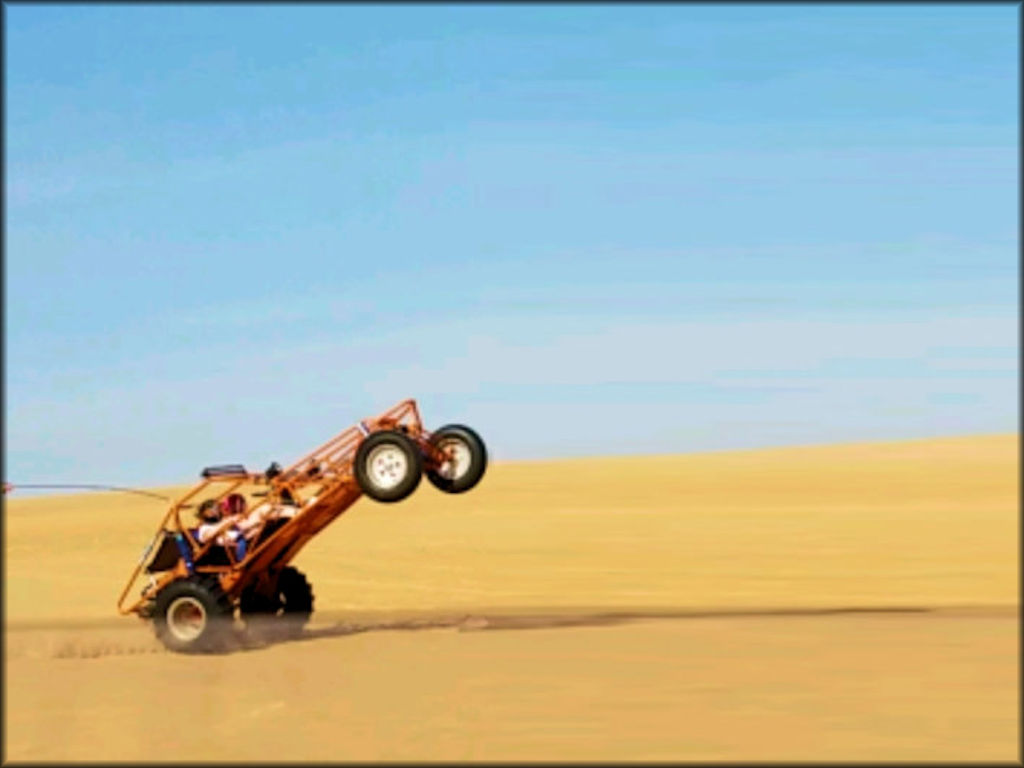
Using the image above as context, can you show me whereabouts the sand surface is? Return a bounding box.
[4,434,1019,761]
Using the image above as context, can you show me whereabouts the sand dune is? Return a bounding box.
[3,434,1018,760]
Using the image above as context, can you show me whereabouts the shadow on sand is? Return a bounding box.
[234,605,935,652]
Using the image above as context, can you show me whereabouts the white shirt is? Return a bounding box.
[196,519,241,545]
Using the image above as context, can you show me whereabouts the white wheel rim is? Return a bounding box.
[437,437,472,480]
[366,444,410,490]
[167,596,207,642]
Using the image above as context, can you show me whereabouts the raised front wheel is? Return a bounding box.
[354,429,424,502]
[426,424,487,494]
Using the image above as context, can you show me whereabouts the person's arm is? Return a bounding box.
[215,517,242,545]
[197,521,236,543]
[196,523,215,543]
[237,504,271,535]
[197,517,241,546]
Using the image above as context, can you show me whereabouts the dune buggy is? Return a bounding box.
[117,399,487,653]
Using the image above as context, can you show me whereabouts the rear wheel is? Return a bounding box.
[354,430,423,502]
[240,566,314,641]
[426,424,487,494]
[152,575,234,654]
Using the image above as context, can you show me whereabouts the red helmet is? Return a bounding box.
[219,493,247,517]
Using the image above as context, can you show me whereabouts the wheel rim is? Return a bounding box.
[167,596,207,642]
[436,437,472,480]
[366,444,410,490]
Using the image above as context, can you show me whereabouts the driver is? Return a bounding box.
[195,495,248,559]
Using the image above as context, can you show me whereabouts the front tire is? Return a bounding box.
[425,424,487,494]
[152,575,234,654]
[354,430,423,503]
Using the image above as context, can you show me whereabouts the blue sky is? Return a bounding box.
[4,4,1019,490]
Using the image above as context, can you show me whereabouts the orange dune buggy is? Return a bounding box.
[117,399,487,653]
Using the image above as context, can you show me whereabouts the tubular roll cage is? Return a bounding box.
[117,398,440,616]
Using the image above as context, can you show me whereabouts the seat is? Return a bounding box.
[251,517,290,548]
[193,544,234,567]
[145,531,182,573]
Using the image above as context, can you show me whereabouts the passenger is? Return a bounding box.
[194,498,224,542]
[219,492,248,519]
[195,495,246,551]
[239,490,301,537]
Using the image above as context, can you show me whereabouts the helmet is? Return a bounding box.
[197,498,221,523]
[219,492,247,517]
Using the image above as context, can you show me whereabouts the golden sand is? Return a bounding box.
[4,434,1018,760]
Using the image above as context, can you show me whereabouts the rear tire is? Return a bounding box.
[425,424,487,494]
[354,430,423,503]
[152,575,234,654]
[240,566,314,641]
